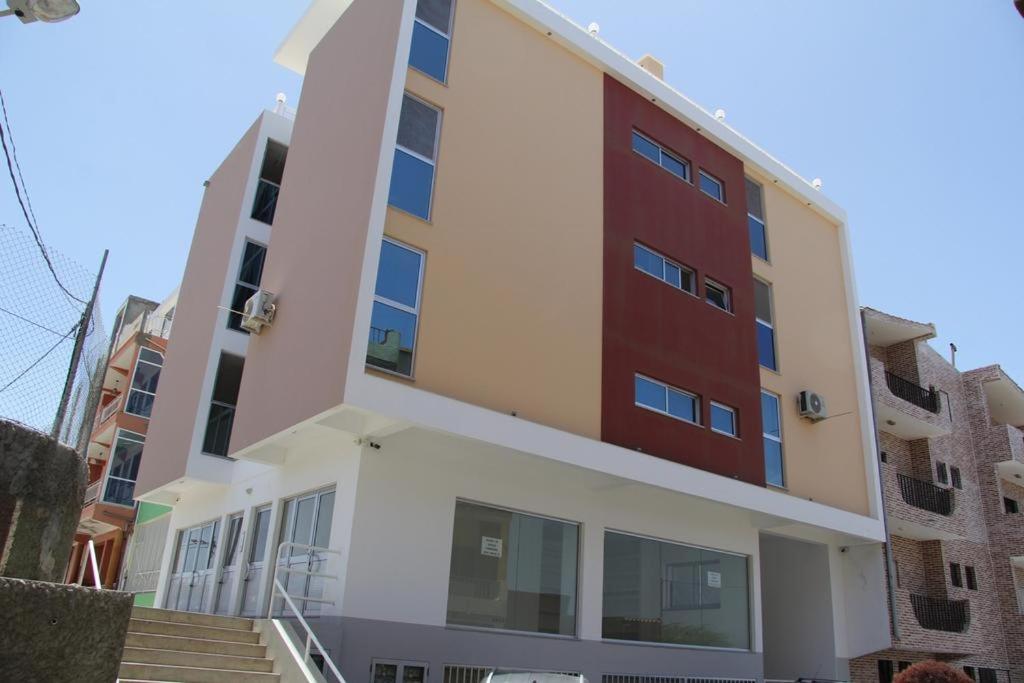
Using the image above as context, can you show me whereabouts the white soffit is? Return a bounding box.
[275,0,355,74]
[862,307,936,347]
[982,372,1024,427]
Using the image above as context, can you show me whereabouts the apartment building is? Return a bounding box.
[851,309,1024,683]
[66,291,176,605]
[135,1,892,680]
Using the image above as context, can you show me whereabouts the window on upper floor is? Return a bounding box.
[746,178,768,261]
[635,374,700,426]
[936,461,949,485]
[367,238,425,378]
[102,429,145,506]
[950,465,962,489]
[878,660,894,683]
[228,241,268,333]
[631,130,690,182]
[754,278,777,371]
[950,562,963,588]
[389,94,442,221]
[410,0,455,83]
[124,348,164,419]
[1005,497,1020,514]
[965,565,977,590]
[963,667,977,681]
[979,669,996,683]
[633,243,695,295]
[699,169,725,203]
[711,401,738,437]
[202,353,244,458]
[705,278,731,313]
[252,140,288,225]
[762,390,784,487]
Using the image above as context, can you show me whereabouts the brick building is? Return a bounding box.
[852,309,1024,683]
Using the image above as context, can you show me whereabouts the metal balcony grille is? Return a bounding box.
[897,473,955,515]
[885,371,940,413]
[910,593,969,632]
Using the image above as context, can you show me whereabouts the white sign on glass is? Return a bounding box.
[480,536,503,558]
[707,571,722,588]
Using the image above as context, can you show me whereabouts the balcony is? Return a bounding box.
[93,395,122,431]
[898,473,954,516]
[886,372,940,414]
[83,479,101,507]
[910,593,970,633]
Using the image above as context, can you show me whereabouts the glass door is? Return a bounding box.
[165,519,220,613]
[274,487,335,615]
[240,505,271,617]
[214,513,244,614]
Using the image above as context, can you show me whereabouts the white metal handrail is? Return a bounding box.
[76,538,102,589]
[268,542,345,682]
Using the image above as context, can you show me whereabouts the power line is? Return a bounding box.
[0,90,39,231]
[0,321,78,395]
[0,92,87,306]
[0,304,67,338]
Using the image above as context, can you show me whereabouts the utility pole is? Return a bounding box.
[51,249,108,441]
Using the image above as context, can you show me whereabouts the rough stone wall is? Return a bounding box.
[0,420,86,582]
[0,577,131,683]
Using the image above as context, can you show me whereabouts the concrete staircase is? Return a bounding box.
[119,606,280,682]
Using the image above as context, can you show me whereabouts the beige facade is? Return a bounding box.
[380,0,605,439]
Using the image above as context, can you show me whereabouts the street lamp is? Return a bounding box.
[0,0,80,23]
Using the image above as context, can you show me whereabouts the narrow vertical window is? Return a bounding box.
[754,279,777,370]
[228,241,268,332]
[410,0,455,83]
[950,465,962,489]
[389,94,441,220]
[936,461,949,485]
[252,140,288,224]
[699,169,725,202]
[965,565,977,590]
[762,390,784,487]
[746,178,768,260]
[202,353,244,457]
[950,562,962,588]
[367,238,425,377]
[878,660,894,683]
[124,348,164,418]
[103,430,145,506]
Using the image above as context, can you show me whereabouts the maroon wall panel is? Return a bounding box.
[601,75,765,486]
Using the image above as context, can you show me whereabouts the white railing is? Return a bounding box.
[268,542,345,683]
[98,395,121,425]
[83,480,101,506]
[76,538,103,589]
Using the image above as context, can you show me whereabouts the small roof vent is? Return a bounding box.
[637,54,664,80]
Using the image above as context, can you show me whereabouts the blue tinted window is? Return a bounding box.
[389,148,434,220]
[376,240,423,308]
[699,170,724,202]
[664,262,682,289]
[667,389,698,423]
[711,403,736,436]
[761,391,781,439]
[635,376,666,411]
[633,244,662,277]
[410,21,450,82]
[661,153,689,181]
[749,215,768,260]
[632,131,660,164]
[757,321,777,370]
[764,438,784,487]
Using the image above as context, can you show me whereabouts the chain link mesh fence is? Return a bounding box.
[0,224,107,451]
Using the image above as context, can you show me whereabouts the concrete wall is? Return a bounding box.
[0,577,132,683]
[0,421,86,582]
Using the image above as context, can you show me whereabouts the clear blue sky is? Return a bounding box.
[2,1,1022,381]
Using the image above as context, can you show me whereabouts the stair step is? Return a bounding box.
[119,662,280,683]
[132,606,254,632]
[128,618,261,644]
[122,647,274,673]
[125,632,267,658]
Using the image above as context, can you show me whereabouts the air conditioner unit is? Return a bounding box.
[241,289,276,334]
[797,390,827,422]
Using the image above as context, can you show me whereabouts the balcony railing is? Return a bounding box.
[910,593,970,632]
[83,479,101,507]
[885,371,941,414]
[897,473,955,516]
[96,395,121,428]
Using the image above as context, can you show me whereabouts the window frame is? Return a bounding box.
[754,277,778,371]
[123,347,164,419]
[228,239,268,334]
[950,562,963,588]
[1005,497,1020,514]
[936,461,949,485]
[704,278,732,313]
[409,0,456,84]
[390,92,443,222]
[698,169,726,203]
[761,389,785,488]
[965,565,977,591]
[634,373,702,427]
[710,401,738,438]
[950,465,962,490]
[633,242,696,296]
[367,237,427,379]
[251,138,288,225]
[631,129,692,183]
[101,428,146,507]
[745,177,769,261]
